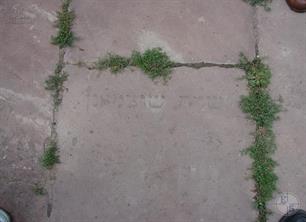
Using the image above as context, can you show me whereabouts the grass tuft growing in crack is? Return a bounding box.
[45,63,68,108]
[42,0,74,174]
[89,48,240,80]
[32,183,46,195]
[239,54,280,222]
[239,54,271,90]
[131,48,173,80]
[241,91,279,127]
[94,48,173,80]
[51,0,75,48]
[244,0,272,10]
[40,139,60,169]
[95,54,130,73]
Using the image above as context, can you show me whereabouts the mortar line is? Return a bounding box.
[43,0,77,218]
[243,6,281,222]
[65,60,240,71]
[46,47,67,218]
[172,62,239,69]
[252,7,260,57]
[41,2,273,222]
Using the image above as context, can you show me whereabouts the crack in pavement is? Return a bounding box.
[45,2,278,222]
[66,60,240,71]
[172,62,239,69]
[252,7,260,57]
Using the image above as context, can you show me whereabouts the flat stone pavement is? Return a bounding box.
[0,0,305,222]
[51,66,256,222]
[0,0,58,221]
[256,1,306,221]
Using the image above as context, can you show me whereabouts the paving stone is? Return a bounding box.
[66,0,255,64]
[50,66,256,222]
[257,1,306,221]
[0,0,59,221]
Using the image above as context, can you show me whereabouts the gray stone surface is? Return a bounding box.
[1,0,305,221]
[50,66,256,222]
[0,0,59,221]
[257,1,306,221]
[66,0,255,64]
[48,1,259,221]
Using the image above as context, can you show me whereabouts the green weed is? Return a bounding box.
[240,91,280,127]
[45,64,68,107]
[244,127,278,222]
[244,0,272,10]
[94,48,174,80]
[239,54,280,222]
[41,139,60,169]
[51,0,75,48]
[239,54,271,90]
[95,54,130,73]
[131,48,173,80]
[32,183,46,195]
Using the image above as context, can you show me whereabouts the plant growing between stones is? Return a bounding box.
[244,0,272,10]
[42,0,75,173]
[32,183,46,195]
[41,139,60,169]
[94,48,173,80]
[239,54,271,90]
[95,54,130,73]
[45,0,282,219]
[45,63,68,108]
[51,0,75,48]
[131,48,173,80]
[239,54,280,222]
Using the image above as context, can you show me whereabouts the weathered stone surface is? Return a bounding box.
[50,66,256,222]
[257,1,306,221]
[0,0,58,221]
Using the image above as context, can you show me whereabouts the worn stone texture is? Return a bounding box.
[0,0,59,221]
[50,66,256,222]
[257,1,306,221]
[65,0,255,64]
[1,0,305,221]
[47,1,260,221]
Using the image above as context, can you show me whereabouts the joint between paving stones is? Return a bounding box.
[252,7,260,57]
[66,60,240,70]
[42,1,280,222]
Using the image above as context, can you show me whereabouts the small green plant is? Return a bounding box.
[239,54,280,222]
[244,0,272,10]
[45,63,68,107]
[45,65,67,91]
[41,139,60,169]
[247,128,278,220]
[51,0,75,48]
[241,91,280,127]
[239,54,271,90]
[94,54,130,73]
[131,48,173,80]
[32,183,46,195]
[94,48,174,80]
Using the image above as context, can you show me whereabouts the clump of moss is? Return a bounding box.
[51,0,75,48]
